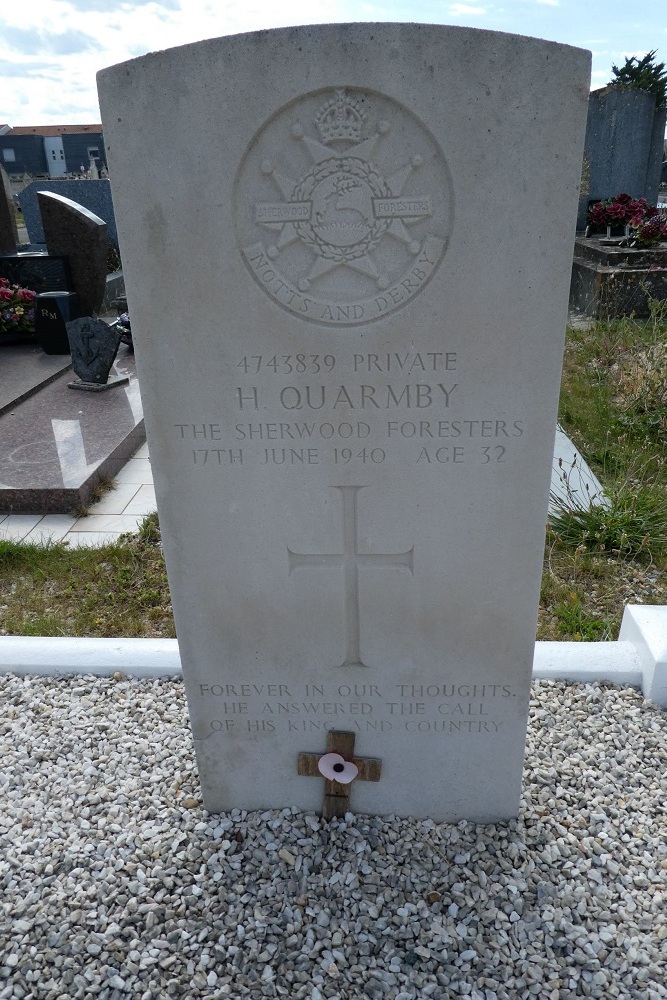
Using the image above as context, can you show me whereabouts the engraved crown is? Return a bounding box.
[316,90,366,144]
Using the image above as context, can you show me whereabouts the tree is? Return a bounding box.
[609,50,667,108]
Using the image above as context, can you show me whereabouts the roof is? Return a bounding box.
[6,125,103,136]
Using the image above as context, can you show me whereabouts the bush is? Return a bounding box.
[609,50,667,107]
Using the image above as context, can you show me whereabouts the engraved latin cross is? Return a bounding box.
[288,485,414,667]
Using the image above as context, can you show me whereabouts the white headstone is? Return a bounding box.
[98,24,590,822]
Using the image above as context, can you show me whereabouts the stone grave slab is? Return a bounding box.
[0,344,72,416]
[0,346,143,514]
[98,24,590,821]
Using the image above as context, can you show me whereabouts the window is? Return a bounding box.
[87,146,100,159]
[2,148,15,162]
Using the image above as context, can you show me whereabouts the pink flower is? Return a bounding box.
[606,201,628,221]
[587,202,607,226]
[0,280,37,335]
[614,193,633,206]
[632,215,667,245]
[629,198,650,218]
[317,752,359,784]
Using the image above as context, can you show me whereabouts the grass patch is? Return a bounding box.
[0,521,174,639]
[549,480,667,561]
[552,591,613,642]
[540,298,667,640]
[560,298,667,483]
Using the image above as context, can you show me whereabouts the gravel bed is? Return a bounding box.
[1,675,666,999]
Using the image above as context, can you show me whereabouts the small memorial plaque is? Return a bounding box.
[66,317,128,390]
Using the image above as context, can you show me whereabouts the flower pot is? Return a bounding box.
[35,291,80,355]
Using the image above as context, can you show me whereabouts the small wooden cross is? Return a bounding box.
[297,730,382,820]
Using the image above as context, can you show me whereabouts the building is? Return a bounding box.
[0,124,105,178]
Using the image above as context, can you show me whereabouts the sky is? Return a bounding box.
[1,0,665,126]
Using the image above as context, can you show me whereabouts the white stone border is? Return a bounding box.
[617,606,667,706]
[0,606,665,707]
[0,637,181,679]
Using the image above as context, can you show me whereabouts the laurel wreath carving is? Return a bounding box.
[292,157,391,261]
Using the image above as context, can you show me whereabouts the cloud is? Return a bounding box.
[535,0,559,6]
[0,59,60,75]
[65,0,179,8]
[1,25,101,57]
[7,62,67,81]
[52,29,103,55]
[448,3,486,15]
[2,0,355,124]
[1,28,44,56]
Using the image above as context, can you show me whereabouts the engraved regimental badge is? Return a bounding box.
[235,88,453,326]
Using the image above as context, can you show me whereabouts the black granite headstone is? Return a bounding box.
[35,291,80,355]
[37,192,108,316]
[0,165,18,255]
[65,316,128,391]
[0,254,72,294]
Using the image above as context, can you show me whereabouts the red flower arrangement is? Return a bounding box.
[633,215,667,246]
[586,193,653,230]
[0,277,37,336]
[586,194,667,246]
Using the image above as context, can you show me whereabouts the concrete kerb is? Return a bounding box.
[0,637,181,679]
[618,605,667,706]
[0,606,665,707]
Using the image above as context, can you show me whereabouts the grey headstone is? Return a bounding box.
[66,317,120,383]
[0,164,18,255]
[37,190,107,316]
[577,86,665,229]
[98,24,591,822]
[646,107,667,202]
